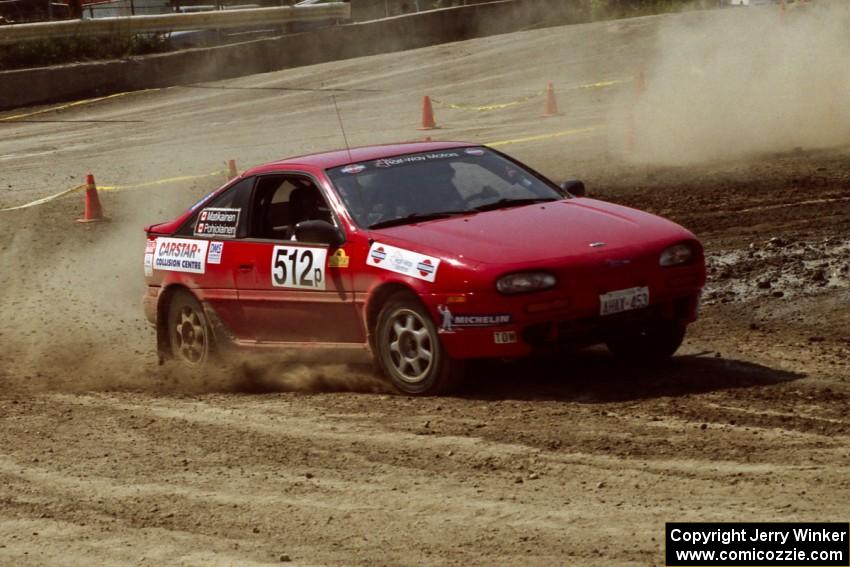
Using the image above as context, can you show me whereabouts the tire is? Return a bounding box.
[605,321,686,363]
[167,290,212,367]
[375,293,459,395]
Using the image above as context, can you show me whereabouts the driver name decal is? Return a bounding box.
[194,207,240,238]
[153,238,209,274]
[367,242,441,283]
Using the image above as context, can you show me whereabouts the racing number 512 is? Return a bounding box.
[271,246,327,290]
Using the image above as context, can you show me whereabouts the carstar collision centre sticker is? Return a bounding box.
[366,242,441,283]
[152,238,209,274]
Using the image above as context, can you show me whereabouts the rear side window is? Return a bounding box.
[176,177,254,238]
[248,175,334,241]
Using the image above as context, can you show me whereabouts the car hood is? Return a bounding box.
[369,198,694,265]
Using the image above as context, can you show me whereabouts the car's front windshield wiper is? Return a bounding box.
[368,211,473,230]
[473,197,558,212]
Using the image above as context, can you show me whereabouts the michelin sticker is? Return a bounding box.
[437,304,513,333]
[208,241,224,265]
[367,242,440,283]
[195,207,240,238]
[153,238,209,274]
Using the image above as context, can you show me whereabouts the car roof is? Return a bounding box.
[245,141,478,175]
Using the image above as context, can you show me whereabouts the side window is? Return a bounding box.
[177,177,254,238]
[249,175,333,242]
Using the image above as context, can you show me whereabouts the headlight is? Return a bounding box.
[659,243,694,267]
[496,272,557,294]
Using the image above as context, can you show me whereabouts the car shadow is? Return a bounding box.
[455,348,805,403]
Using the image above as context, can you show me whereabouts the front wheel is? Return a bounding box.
[167,290,212,367]
[605,321,686,363]
[375,294,459,395]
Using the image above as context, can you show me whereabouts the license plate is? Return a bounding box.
[493,331,517,344]
[599,286,649,316]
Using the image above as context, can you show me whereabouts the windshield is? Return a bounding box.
[326,147,564,229]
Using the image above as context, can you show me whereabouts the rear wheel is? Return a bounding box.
[167,290,212,367]
[605,321,686,363]
[375,294,458,395]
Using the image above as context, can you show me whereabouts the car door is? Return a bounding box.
[232,173,364,344]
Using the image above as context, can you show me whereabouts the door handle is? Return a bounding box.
[237,263,255,272]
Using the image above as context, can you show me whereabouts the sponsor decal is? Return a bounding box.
[189,190,216,212]
[328,249,350,268]
[437,305,513,333]
[271,245,327,290]
[374,151,460,169]
[452,313,513,327]
[464,148,486,156]
[341,164,366,174]
[366,242,440,283]
[417,259,435,278]
[144,253,153,277]
[208,241,224,265]
[370,246,387,264]
[153,238,209,274]
[494,331,517,344]
[144,239,156,254]
[437,305,454,333]
[194,207,240,239]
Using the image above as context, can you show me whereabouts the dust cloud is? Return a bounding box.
[0,184,385,396]
[618,1,850,165]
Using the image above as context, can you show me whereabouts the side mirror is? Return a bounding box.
[560,179,586,198]
[294,220,345,247]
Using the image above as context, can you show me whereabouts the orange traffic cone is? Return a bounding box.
[76,173,105,223]
[635,71,647,95]
[227,159,238,180]
[626,109,637,153]
[417,95,438,130]
[541,82,560,117]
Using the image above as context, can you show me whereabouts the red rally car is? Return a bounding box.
[143,141,705,395]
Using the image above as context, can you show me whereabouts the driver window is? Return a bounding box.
[451,162,524,206]
[250,175,333,241]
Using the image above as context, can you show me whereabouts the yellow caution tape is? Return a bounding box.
[98,170,226,192]
[0,91,137,122]
[487,124,606,147]
[432,90,545,112]
[431,79,628,113]
[0,184,87,212]
[574,79,627,89]
[0,88,163,122]
[0,169,226,212]
[0,120,608,212]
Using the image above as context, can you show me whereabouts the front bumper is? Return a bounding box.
[424,284,702,360]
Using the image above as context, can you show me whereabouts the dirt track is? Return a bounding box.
[1,5,849,566]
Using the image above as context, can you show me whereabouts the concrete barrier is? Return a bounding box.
[0,0,588,110]
[0,3,350,44]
